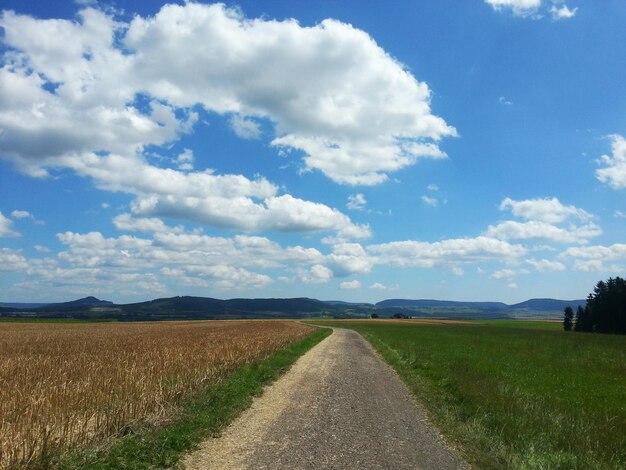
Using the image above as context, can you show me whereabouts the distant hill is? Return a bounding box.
[0,295,586,321]
[34,296,114,311]
[509,298,585,311]
[376,299,508,310]
[375,298,586,320]
[0,302,50,309]
[118,296,341,320]
[323,300,375,307]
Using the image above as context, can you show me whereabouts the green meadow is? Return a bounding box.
[312,320,625,469]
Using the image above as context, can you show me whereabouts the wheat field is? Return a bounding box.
[0,320,314,469]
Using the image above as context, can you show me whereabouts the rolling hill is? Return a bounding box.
[0,296,585,321]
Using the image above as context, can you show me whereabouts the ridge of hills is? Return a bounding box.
[0,295,585,321]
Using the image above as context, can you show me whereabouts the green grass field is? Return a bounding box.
[312,320,625,469]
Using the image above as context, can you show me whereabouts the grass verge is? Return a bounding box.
[311,320,625,469]
[54,326,331,470]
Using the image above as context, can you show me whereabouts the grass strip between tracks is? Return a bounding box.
[55,326,332,470]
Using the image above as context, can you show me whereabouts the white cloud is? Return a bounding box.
[369,282,387,290]
[113,213,185,234]
[1,5,398,237]
[451,267,464,276]
[421,184,446,207]
[421,195,439,207]
[486,1,577,20]
[174,149,194,171]
[0,248,28,270]
[0,212,20,237]
[525,258,566,271]
[328,242,373,276]
[596,135,626,189]
[499,96,513,106]
[4,229,328,294]
[229,115,262,140]
[485,220,601,244]
[368,236,527,268]
[550,5,577,19]
[561,243,626,262]
[162,265,272,291]
[347,193,367,211]
[491,268,516,279]
[34,245,52,253]
[64,152,370,237]
[11,210,33,219]
[560,243,626,272]
[0,3,454,186]
[499,197,592,224]
[508,282,518,289]
[299,264,334,284]
[485,0,541,16]
[340,280,361,290]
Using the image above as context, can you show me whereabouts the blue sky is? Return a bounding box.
[1,0,625,304]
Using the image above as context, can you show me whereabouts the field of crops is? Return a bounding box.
[312,320,626,469]
[0,320,314,469]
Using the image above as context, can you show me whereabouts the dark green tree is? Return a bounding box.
[585,277,626,334]
[563,306,574,331]
[575,277,626,334]
[573,305,586,332]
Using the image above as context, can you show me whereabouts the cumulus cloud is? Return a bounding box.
[2,4,435,237]
[0,3,454,189]
[499,197,592,224]
[368,236,526,268]
[10,210,33,219]
[0,212,20,237]
[64,152,370,237]
[369,282,387,290]
[490,197,600,245]
[485,0,541,16]
[491,268,516,279]
[596,135,626,189]
[0,248,28,270]
[299,264,334,284]
[550,5,577,19]
[340,280,361,289]
[113,213,185,234]
[561,243,626,261]
[23,229,326,293]
[229,115,262,140]
[525,258,565,271]
[347,193,367,211]
[174,149,194,171]
[485,0,577,19]
[560,243,626,272]
[328,242,373,276]
[0,226,334,295]
[485,220,601,244]
[421,195,439,207]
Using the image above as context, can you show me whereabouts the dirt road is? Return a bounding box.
[183,328,467,469]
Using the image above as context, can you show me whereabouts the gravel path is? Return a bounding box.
[183,328,468,470]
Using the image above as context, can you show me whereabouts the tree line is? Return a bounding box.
[563,276,626,334]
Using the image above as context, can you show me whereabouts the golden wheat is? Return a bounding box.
[0,320,313,469]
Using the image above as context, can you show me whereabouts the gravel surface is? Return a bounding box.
[183,327,468,470]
